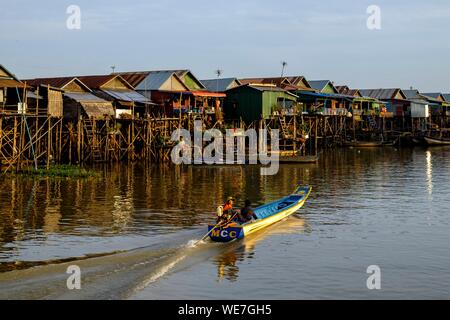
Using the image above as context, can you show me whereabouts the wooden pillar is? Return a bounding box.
[47,117,51,169]
[12,116,18,164]
[0,115,3,168]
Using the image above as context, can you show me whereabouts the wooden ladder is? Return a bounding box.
[279,117,292,139]
[84,119,103,162]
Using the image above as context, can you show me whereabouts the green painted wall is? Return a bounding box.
[224,86,262,121]
[321,83,337,94]
[262,91,296,117]
[183,73,203,90]
[224,86,296,122]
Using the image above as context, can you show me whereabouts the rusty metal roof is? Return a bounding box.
[25,77,75,89]
[76,75,116,89]
[239,76,313,92]
[118,72,149,87]
[76,74,134,90]
[336,86,361,97]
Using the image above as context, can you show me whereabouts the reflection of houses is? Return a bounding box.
[223,84,298,122]
[119,70,225,118]
[76,75,151,119]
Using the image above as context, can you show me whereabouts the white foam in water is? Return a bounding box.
[186,240,199,248]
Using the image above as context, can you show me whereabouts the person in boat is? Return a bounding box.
[238,199,258,224]
[217,196,238,224]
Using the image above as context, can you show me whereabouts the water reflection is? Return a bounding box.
[0,147,445,270]
[214,216,309,282]
[426,150,433,196]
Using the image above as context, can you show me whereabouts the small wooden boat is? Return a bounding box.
[343,141,383,147]
[207,186,311,242]
[279,155,319,164]
[424,136,450,146]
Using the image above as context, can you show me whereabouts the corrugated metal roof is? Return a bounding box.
[200,78,240,92]
[308,80,333,92]
[64,92,107,103]
[402,89,421,100]
[118,72,150,87]
[27,91,43,99]
[240,77,287,86]
[77,75,116,89]
[228,84,298,98]
[422,93,442,100]
[118,71,185,91]
[442,94,450,102]
[25,77,75,89]
[336,86,361,97]
[102,89,150,103]
[118,70,204,90]
[359,88,404,100]
[138,71,173,90]
[239,76,314,92]
[25,77,93,92]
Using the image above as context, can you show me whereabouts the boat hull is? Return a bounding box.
[343,141,383,147]
[208,186,311,242]
[424,136,450,146]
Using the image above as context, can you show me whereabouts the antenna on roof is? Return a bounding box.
[111,66,116,74]
[281,61,288,78]
[215,69,223,92]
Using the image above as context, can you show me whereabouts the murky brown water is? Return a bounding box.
[1,147,450,299]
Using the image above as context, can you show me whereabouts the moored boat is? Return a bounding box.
[207,186,312,242]
[279,155,319,164]
[424,136,450,146]
[343,141,383,147]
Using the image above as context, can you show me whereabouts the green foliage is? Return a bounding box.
[16,165,100,178]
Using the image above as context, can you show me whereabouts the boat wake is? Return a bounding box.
[0,217,307,299]
[0,229,219,300]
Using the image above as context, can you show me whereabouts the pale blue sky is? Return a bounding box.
[1,0,450,92]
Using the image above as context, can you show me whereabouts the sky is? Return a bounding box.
[1,0,450,92]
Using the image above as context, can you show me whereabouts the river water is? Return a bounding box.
[0,147,449,299]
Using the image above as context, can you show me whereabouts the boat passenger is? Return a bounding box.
[238,200,258,224]
[217,196,236,224]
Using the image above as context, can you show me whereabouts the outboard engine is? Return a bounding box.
[217,206,223,218]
